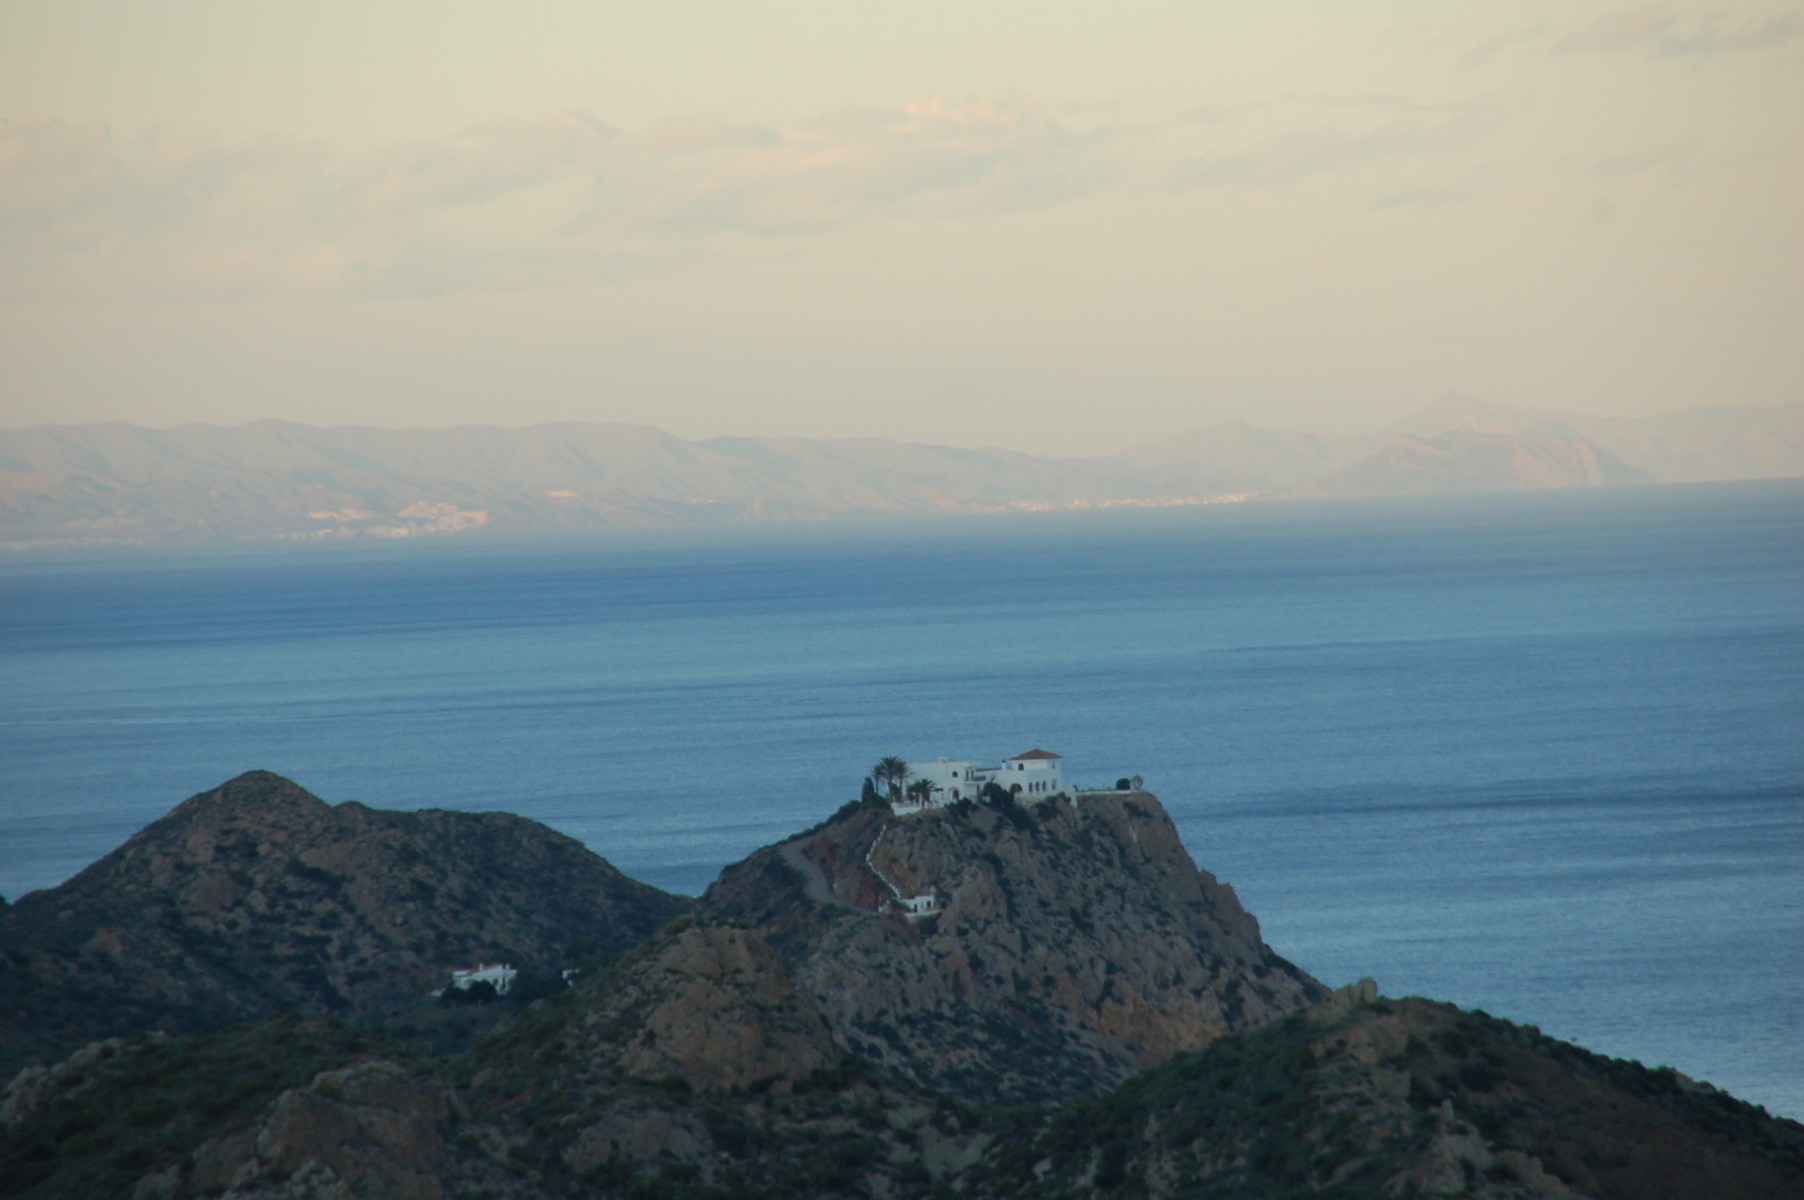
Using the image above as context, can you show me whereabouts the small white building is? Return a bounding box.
[896,893,940,919]
[896,749,1065,810]
[451,962,517,995]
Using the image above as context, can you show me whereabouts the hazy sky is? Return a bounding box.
[2,2,1799,455]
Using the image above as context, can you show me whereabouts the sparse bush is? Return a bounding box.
[439,979,500,1008]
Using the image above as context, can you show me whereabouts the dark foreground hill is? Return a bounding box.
[0,771,688,1078]
[2,774,1800,1199]
[0,920,991,1200]
[701,790,1325,1101]
[5,948,1800,1200]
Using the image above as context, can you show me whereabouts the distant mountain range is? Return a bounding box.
[2,397,1798,548]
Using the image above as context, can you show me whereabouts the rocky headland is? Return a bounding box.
[701,790,1324,1100]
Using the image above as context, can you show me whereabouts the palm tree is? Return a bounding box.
[873,756,910,799]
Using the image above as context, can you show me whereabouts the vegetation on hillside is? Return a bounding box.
[0,1017,414,1200]
[959,999,1804,1200]
[6,977,1803,1200]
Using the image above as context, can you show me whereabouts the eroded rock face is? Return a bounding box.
[562,1101,712,1176]
[703,792,1327,1101]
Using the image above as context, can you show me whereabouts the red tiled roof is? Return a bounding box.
[1009,748,1063,761]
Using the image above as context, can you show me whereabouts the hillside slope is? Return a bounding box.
[963,986,1804,1199]
[0,923,991,1200]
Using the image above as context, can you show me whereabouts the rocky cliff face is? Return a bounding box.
[702,792,1327,1101]
[0,771,687,1078]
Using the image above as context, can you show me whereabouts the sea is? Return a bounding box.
[2,481,1800,1119]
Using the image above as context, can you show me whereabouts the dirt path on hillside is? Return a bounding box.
[777,836,866,912]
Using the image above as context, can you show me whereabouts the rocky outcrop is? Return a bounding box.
[702,792,1327,1101]
[179,1061,460,1200]
[0,771,688,1078]
[535,923,849,1094]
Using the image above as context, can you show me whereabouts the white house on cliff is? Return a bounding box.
[449,962,517,995]
[900,749,1064,810]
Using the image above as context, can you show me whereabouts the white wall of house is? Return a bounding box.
[903,758,993,804]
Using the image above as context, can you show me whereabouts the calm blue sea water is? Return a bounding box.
[2,482,1801,1118]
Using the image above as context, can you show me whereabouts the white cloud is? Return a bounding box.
[607,95,1107,237]
[1649,9,1800,55]
[1586,141,1697,181]
[0,96,1112,302]
[1369,183,1481,210]
[1162,109,1496,191]
[1461,6,1800,65]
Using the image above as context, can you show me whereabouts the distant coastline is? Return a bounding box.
[2,398,1799,551]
